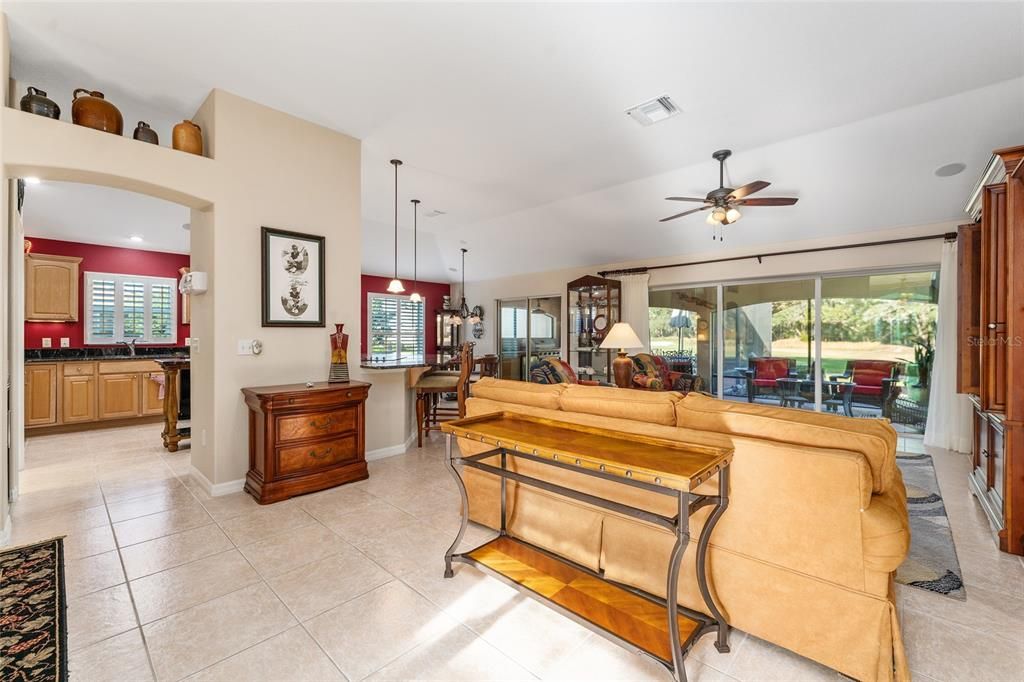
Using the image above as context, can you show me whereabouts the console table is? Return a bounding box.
[440,412,732,682]
[241,381,371,504]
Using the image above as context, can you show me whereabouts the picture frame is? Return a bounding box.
[261,226,325,327]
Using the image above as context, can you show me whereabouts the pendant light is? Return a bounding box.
[386,159,405,294]
[457,248,481,325]
[408,199,422,303]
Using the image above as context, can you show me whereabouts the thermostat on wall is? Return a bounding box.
[179,271,208,294]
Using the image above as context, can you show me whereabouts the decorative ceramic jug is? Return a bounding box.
[71,89,123,135]
[20,87,60,119]
[172,120,203,155]
[328,324,351,383]
[132,121,159,145]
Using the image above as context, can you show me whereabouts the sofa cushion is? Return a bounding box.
[559,384,680,426]
[676,393,898,494]
[470,377,565,410]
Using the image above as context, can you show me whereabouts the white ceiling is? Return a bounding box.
[22,181,190,253]
[6,2,1024,281]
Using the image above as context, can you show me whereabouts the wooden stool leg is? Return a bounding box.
[416,391,425,448]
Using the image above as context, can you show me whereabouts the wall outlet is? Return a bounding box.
[60,337,70,348]
[41,338,51,348]
[201,429,207,447]
[237,339,255,356]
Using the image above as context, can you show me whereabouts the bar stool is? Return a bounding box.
[415,342,473,447]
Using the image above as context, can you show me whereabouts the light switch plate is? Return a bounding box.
[41,338,51,348]
[185,337,191,347]
[60,337,70,348]
[237,339,254,356]
[191,338,199,353]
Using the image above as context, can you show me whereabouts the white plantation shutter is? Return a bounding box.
[367,294,425,359]
[84,272,178,344]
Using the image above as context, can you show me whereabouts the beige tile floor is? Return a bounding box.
[4,424,1024,681]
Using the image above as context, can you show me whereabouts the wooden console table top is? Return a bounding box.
[441,412,731,492]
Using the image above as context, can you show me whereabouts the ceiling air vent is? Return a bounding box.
[426,209,447,218]
[625,95,681,127]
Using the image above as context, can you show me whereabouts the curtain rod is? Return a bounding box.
[598,231,958,277]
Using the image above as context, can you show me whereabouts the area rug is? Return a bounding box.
[895,454,966,601]
[0,537,68,681]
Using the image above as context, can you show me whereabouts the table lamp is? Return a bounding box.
[599,322,644,388]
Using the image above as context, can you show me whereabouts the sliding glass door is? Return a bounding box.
[497,296,561,380]
[649,268,938,433]
[648,286,717,391]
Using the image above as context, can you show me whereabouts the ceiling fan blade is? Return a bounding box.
[665,196,708,202]
[659,205,712,222]
[737,197,799,206]
[728,180,770,201]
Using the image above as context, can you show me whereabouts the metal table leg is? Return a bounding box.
[666,489,691,682]
[696,466,731,652]
[444,433,469,578]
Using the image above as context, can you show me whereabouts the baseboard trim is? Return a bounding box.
[188,465,245,497]
[366,431,416,461]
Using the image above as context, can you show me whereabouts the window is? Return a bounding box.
[84,272,178,344]
[367,293,425,359]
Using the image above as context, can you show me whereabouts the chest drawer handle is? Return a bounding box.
[309,415,335,430]
[308,447,333,460]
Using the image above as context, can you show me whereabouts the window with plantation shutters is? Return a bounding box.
[84,272,178,344]
[367,293,425,360]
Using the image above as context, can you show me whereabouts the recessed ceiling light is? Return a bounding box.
[24,177,41,185]
[935,162,966,177]
[625,95,681,127]
[181,222,191,231]
[448,267,458,272]
[129,235,143,243]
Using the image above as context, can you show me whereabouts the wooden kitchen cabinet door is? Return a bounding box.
[62,375,97,423]
[142,373,165,416]
[98,373,141,419]
[25,253,82,322]
[25,364,58,427]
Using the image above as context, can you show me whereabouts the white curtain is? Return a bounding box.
[924,240,972,452]
[613,273,651,353]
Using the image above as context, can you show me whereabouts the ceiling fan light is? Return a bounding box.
[726,207,742,223]
[387,278,405,294]
[705,212,718,225]
[711,207,727,223]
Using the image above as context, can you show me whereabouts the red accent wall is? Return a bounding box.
[24,237,190,349]
[360,274,451,355]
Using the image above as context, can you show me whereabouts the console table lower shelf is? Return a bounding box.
[440,412,733,682]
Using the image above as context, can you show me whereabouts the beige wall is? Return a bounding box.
[0,12,9,536]
[189,90,362,484]
[467,220,955,359]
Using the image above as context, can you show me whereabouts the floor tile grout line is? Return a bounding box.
[95,473,161,682]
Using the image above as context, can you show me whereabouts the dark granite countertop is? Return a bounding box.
[25,347,191,363]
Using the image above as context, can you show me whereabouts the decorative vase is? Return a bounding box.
[20,87,60,119]
[172,120,203,155]
[71,89,123,135]
[328,324,350,383]
[132,121,159,145]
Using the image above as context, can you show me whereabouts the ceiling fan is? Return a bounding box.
[659,149,798,240]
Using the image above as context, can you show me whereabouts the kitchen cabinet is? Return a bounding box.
[25,253,82,322]
[61,363,97,424]
[142,372,165,416]
[98,373,141,420]
[25,363,57,427]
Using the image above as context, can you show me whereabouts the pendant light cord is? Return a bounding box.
[390,159,402,280]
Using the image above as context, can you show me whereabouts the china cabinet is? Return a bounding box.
[566,275,621,382]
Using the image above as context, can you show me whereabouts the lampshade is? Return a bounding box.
[599,322,644,351]
[726,207,741,223]
[386,278,405,294]
[409,291,422,303]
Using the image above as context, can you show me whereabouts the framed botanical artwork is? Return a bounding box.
[261,226,325,327]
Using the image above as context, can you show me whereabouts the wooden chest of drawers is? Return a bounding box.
[241,381,371,504]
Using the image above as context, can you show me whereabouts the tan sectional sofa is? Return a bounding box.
[456,378,910,681]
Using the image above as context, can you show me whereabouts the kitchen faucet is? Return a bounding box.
[118,339,138,357]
